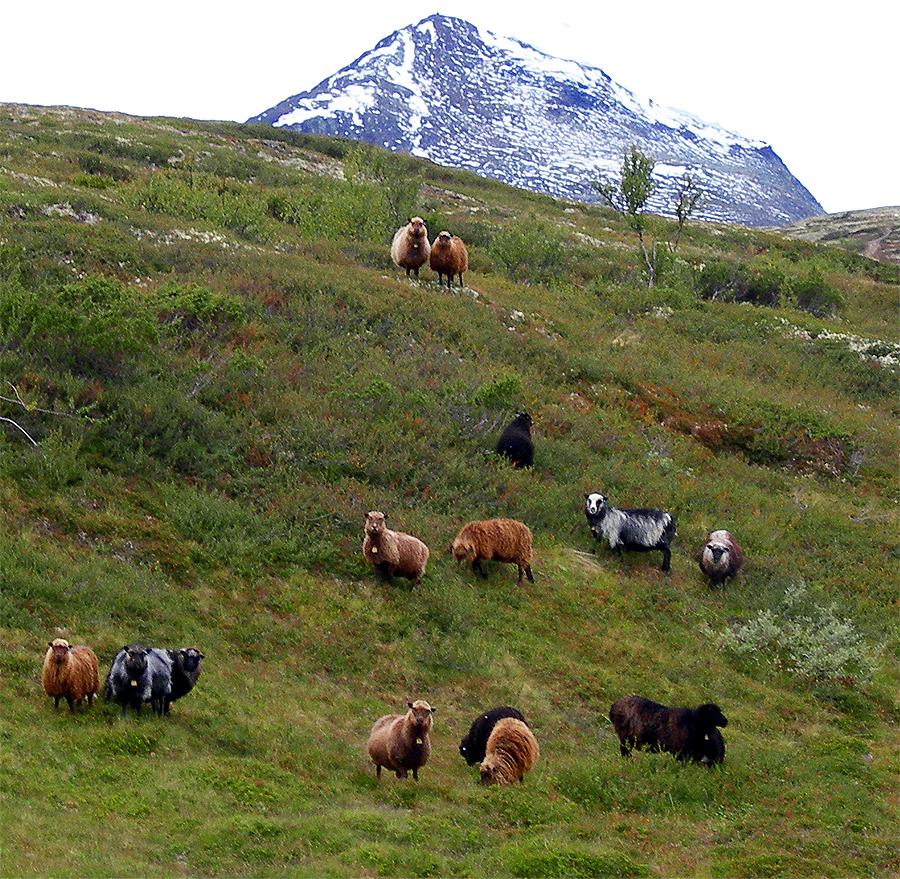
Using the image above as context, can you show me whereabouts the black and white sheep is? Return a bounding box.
[699,530,744,588]
[104,644,172,717]
[495,412,534,469]
[610,695,727,765]
[584,492,676,572]
[458,706,526,766]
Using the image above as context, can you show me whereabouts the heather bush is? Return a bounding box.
[490,216,567,283]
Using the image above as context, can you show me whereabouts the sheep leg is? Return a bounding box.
[458,273,464,288]
[375,764,382,779]
[406,267,411,278]
[66,695,75,714]
[661,547,672,572]
[445,274,451,290]
[414,267,420,279]
[54,695,60,710]
[88,693,94,706]
[525,565,535,583]
[619,742,632,758]
[412,768,419,781]
[517,565,524,585]
[473,559,487,578]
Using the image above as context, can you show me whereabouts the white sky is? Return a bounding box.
[3,1,897,213]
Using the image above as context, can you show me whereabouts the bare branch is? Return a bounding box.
[0,416,39,446]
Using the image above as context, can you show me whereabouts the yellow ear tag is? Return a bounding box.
[130,680,138,687]
[416,737,423,745]
[371,547,378,554]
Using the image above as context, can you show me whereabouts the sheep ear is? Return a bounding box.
[47,641,53,648]
[430,706,436,714]
[407,217,411,224]
[407,701,414,709]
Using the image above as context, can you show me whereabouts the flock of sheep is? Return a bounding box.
[38,215,746,792]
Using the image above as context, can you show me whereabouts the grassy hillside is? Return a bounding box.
[0,103,897,878]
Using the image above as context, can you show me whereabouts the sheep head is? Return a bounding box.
[123,645,148,682]
[365,511,386,539]
[584,492,607,517]
[452,536,477,563]
[696,703,728,729]
[176,647,204,673]
[48,638,71,663]
[407,217,427,244]
[406,699,435,742]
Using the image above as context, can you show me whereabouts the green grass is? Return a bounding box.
[0,103,898,877]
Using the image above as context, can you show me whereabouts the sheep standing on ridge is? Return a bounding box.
[495,411,534,469]
[362,511,429,586]
[584,492,676,572]
[610,695,727,766]
[459,706,527,765]
[42,638,100,713]
[452,518,534,585]
[429,230,469,288]
[391,217,431,278]
[367,699,435,780]
[699,530,744,588]
[479,717,539,785]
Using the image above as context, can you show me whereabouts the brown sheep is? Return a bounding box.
[479,717,539,784]
[42,638,100,713]
[391,217,431,278]
[452,518,534,585]
[362,511,429,586]
[367,699,435,780]
[429,230,469,289]
[699,530,744,588]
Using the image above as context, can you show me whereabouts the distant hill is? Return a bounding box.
[779,206,900,265]
[249,14,823,228]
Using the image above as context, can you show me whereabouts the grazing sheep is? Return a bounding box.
[41,638,100,713]
[452,518,535,585]
[153,647,203,715]
[495,412,534,469]
[391,217,431,278]
[610,695,728,766]
[459,706,526,765]
[367,699,435,780]
[362,511,429,586]
[429,230,469,288]
[699,530,744,588]
[479,717,539,785]
[584,492,676,572]
[104,644,172,717]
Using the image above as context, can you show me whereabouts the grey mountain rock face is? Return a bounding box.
[250,14,823,227]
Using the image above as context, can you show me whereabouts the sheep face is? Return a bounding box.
[177,647,204,673]
[479,762,497,784]
[123,646,148,682]
[365,511,386,539]
[407,217,427,249]
[48,638,71,664]
[584,492,607,518]
[696,703,728,729]
[452,536,477,564]
[513,412,533,431]
[407,700,435,743]
[436,230,452,245]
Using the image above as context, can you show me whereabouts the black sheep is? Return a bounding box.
[495,412,534,469]
[459,706,526,765]
[104,644,171,717]
[164,647,204,714]
[610,695,727,765]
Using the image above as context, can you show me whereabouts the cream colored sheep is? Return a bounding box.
[362,511,429,586]
[479,717,539,784]
[391,217,431,278]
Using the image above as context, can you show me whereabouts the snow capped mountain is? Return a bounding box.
[249,14,823,227]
